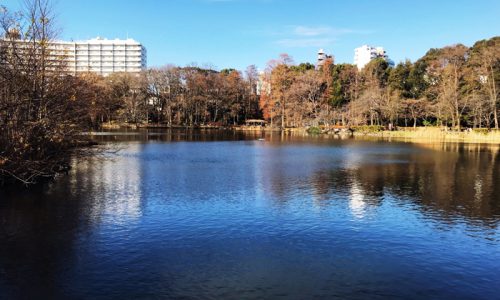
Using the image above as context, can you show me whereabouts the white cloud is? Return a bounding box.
[275,38,337,48]
[292,26,370,37]
[294,26,332,36]
[272,25,371,48]
[293,26,349,37]
[247,24,372,49]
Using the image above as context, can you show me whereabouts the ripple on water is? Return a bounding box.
[1,136,499,299]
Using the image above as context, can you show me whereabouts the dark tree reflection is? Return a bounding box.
[307,143,500,228]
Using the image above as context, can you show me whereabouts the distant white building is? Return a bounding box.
[61,37,147,76]
[354,45,394,70]
[3,36,147,76]
[316,48,333,69]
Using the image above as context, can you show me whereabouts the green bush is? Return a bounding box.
[352,125,384,133]
[307,126,322,134]
[473,128,490,135]
[423,120,436,127]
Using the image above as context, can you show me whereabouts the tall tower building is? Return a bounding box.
[316,49,333,69]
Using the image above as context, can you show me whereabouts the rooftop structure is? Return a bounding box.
[317,49,333,69]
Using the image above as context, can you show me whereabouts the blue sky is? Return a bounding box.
[3,0,500,71]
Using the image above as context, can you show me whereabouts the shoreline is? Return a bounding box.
[351,128,500,145]
[96,125,500,144]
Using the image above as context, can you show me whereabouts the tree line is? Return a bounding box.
[80,65,261,128]
[19,37,498,133]
[262,40,499,130]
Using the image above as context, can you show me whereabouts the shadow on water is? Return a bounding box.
[0,129,499,299]
[0,181,93,298]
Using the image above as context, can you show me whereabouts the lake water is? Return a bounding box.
[1,130,499,299]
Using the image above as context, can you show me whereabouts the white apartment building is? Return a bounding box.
[47,37,147,76]
[354,45,394,70]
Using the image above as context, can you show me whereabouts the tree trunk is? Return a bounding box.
[489,64,499,129]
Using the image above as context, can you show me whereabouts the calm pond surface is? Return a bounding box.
[1,130,499,299]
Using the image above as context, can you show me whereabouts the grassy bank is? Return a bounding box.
[353,127,500,144]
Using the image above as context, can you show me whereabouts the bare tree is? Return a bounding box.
[268,54,295,129]
[469,39,500,129]
[244,64,259,120]
[287,70,324,126]
[428,45,469,129]
[0,0,97,184]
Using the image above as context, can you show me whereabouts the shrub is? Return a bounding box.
[352,125,384,133]
[307,126,322,135]
[473,128,490,135]
[423,120,437,127]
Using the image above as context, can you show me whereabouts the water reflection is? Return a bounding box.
[349,182,370,219]
[0,131,499,299]
[302,142,500,229]
[71,143,144,224]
